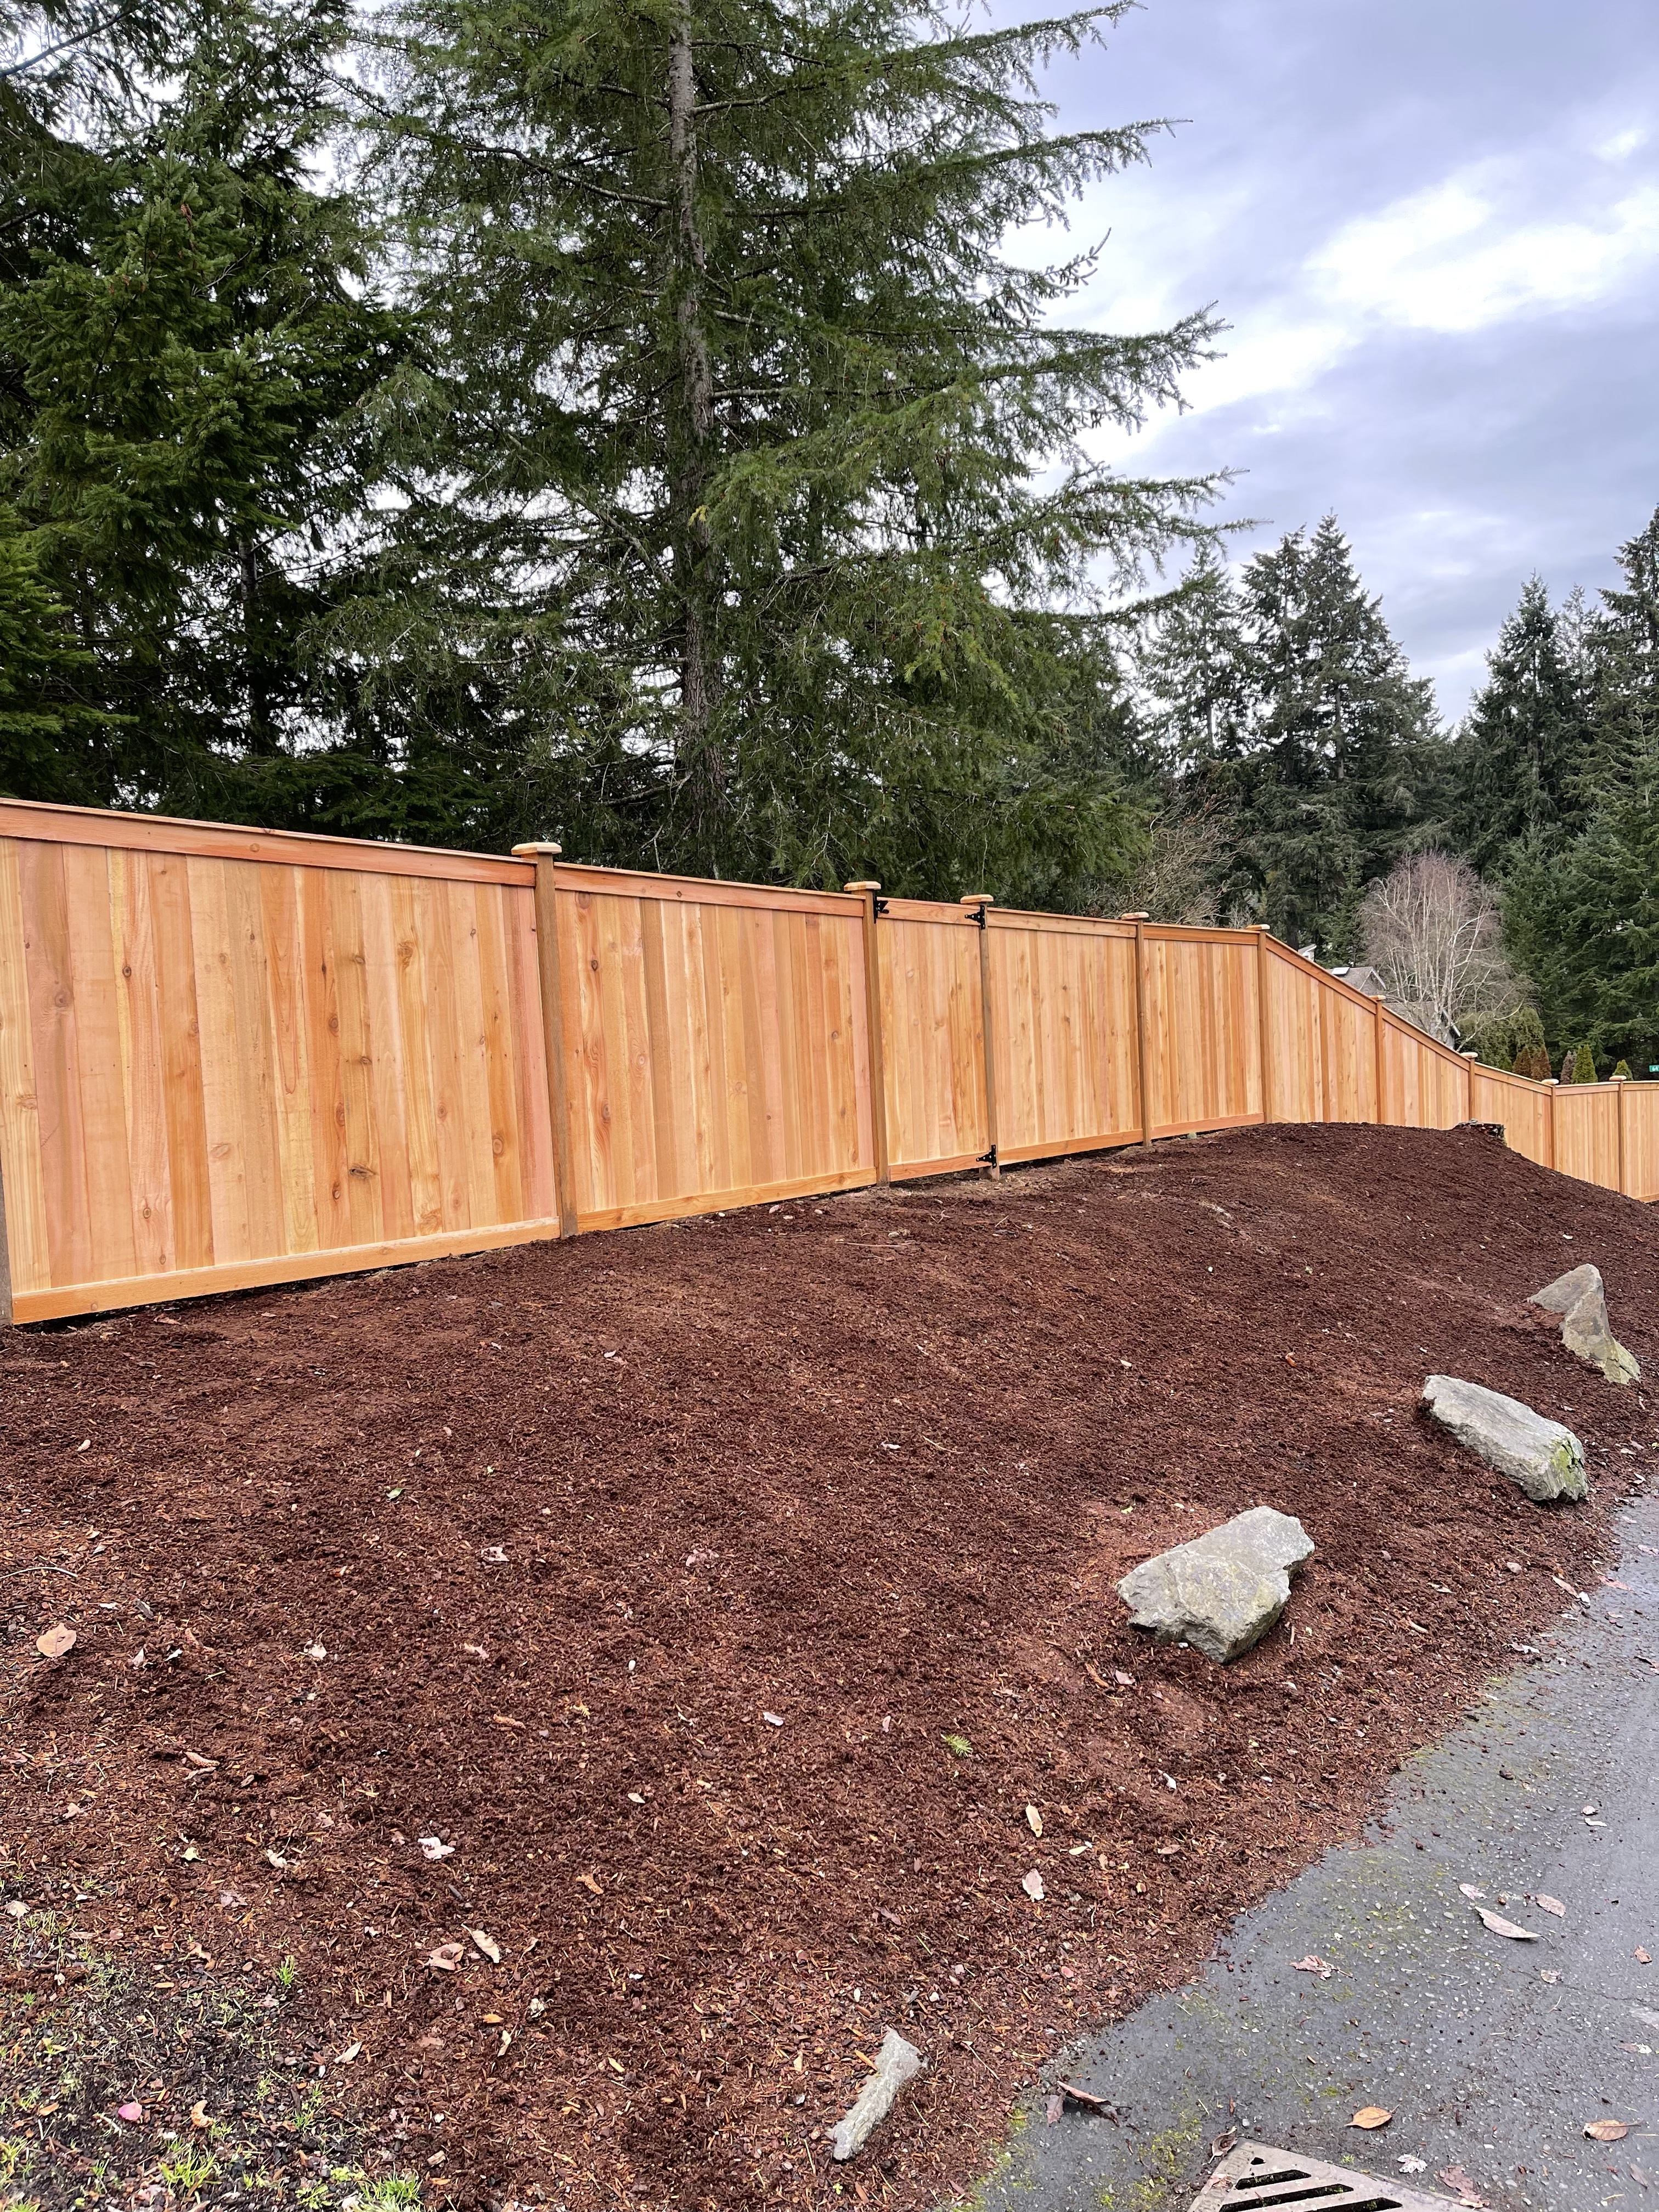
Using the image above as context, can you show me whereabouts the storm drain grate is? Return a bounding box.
[1189,2140,1459,2212]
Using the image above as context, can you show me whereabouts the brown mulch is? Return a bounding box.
[1,1121,1654,2210]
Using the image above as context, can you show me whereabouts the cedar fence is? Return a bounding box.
[0,795,1652,1325]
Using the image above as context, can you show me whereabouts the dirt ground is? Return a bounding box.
[2,1121,1654,2212]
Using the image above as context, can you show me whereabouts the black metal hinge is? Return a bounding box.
[970,902,988,929]
[979,1143,998,1167]
[872,895,889,918]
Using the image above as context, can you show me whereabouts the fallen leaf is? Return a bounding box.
[336,2041,362,2063]
[263,1849,289,1870]
[301,1644,325,1662]
[1397,2157,1427,2175]
[1438,2164,1488,2206]
[117,2101,143,2124]
[218,1888,246,1910]
[1587,2120,1630,2143]
[189,2101,209,2129]
[183,1750,217,1771]
[1539,1968,1561,1984]
[1633,2166,1653,2189]
[417,1836,454,1861]
[3,1901,27,1921]
[1056,2079,1112,2113]
[1113,1670,1135,1686]
[1536,1894,1566,1917]
[426,1942,465,1972]
[1212,2128,1239,2157]
[1474,1906,1538,1940]
[1046,2093,1064,2126]
[35,1624,76,1661]
[467,1928,501,1963]
[1025,1804,1043,1838]
[575,1871,603,1897]
[490,1713,525,1729]
[1291,1955,1335,1977]
[1458,1883,1487,1899]
[1350,2106,1392,2130]
[1022,1869,1045,1902]
[1638,1949,1652,1965]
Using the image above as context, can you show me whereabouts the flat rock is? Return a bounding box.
[1530,1263,1640,1386]
[1116,1506,1313,1664]
[1422,1375,1587,1502]
[830,2028,924,2160]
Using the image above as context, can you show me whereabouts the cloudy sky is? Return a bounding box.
[1047,0,1659,714]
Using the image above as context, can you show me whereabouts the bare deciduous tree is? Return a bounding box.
[1359,852,1526,1041]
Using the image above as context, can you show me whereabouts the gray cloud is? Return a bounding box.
[1042,0,1659,712]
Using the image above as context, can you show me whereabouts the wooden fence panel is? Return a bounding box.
[989,912,1139,1161]
[1144,929,1261,1136]
[551,866,875,1229]
[877,899,990,1177]
[1263,947,1376,1122]
[1469,1068,1551,1168]
[1381,1018,1470,1132]
[1553,1084,1621,1192]
[0,808,557,1322]
[1621,1084,1659,1200]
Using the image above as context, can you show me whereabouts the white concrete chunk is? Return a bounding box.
[1116,1505,1313,1665]
[1422,1374,1587,1501]
[830,2028,925,2161]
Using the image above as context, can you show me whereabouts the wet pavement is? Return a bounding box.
[970,1483,1659,2212]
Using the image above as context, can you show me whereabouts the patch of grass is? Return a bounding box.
[0,1911,377,2211]
[943,1734,974,1759]
[354,2178,425,2211]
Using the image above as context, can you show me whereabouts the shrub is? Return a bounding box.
[1572,1043,1597,1084]
[1613,1059,1633,1081]
[1559,1051,1577,1084]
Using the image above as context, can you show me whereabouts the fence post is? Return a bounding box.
[0,1159,12,1327]
[1615,1072,1628,1195]
[962,896,1000,1177]
[512,842,581,1240]
[1373,996,1387,1125]
[1462,1049,1479,1124]
[845,881,890,1186]
[1545,1077,1558,1171]
[1124,912,1155,1149]
[1254,924,1274,1126]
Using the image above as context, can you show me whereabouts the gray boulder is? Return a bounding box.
[830,2028,925,2161]
[1117,1506,1314,1664]
[1422,1374,1587,1502]
[1530,1263,1640,1386]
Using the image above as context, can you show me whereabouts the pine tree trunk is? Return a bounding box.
[667,12,725,851]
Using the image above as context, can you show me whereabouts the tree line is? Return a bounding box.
[3,0,1655,1073]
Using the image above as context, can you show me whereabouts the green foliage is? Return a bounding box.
[1447,576,1593,875]
[1502,511,1659,1077]
[366,0,1223,892]
[0,503,112,797]
[1572,1042,1597,1083]
[1140,517,1445,956]
[1613,1059,1632,1081]
[1463,1002,1548,1075]
[2,0,411,822]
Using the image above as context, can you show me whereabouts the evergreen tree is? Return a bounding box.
[2,0,410,823]
[1217,518,1441,953]
[0,502,110,794]
[1447,575,1591,874]
[364,0,1222,893]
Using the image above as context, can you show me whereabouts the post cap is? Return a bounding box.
[844,879,882,893]
[1118,910,1150,921]
[511,842,562,857]
[1462,1049,1480,1058]
[960,894,994,906]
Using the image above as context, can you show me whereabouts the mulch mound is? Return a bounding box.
[2,1122,1654,2210]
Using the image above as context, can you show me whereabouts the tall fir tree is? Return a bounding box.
[1,0,411,823]
[1447,574,1591,874]
[1502,509,1659,1073]
[363,0,1222,894]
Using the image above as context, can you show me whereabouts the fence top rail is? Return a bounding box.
[550,859,860,918]
[0,794,533,887]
